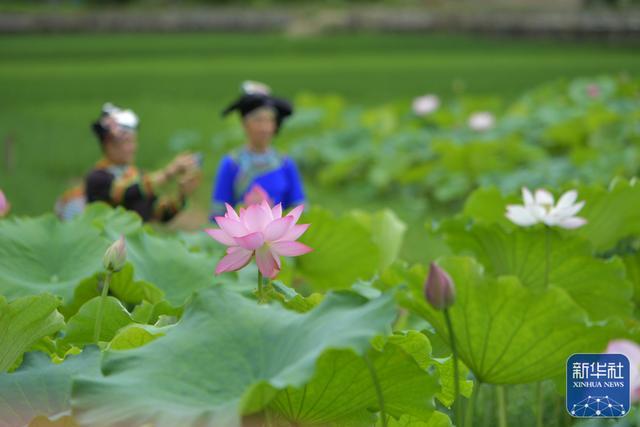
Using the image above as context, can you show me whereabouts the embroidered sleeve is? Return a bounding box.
[153,194,186,223]
[86,169,161,206]
[86,168,179,222]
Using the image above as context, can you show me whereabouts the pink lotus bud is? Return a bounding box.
[606,339,640,402]
[243,184,273,207]
[0,190,8,217]
[103,235,127,272]
[587,84,600,98]
[424,262,456,310]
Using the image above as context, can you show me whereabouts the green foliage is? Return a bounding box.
[0,215,109,302]
[439,221,632,321]
[293,208,381,291]
[0,348,100,427]
[390,257,621,384]
[73,202,143,239]
[125,231,224,306]
[71,287,398,426]
[269,333,441,425]
[0,294,65,373]
[62,296,135,346]
[1,69,640,426]
[283,76,640,205]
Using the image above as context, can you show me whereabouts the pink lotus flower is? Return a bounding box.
[606,339,640,402]
[587,84,600,99]
[243,184,273,207]
[206,201,312,279]
[0,189,9,217]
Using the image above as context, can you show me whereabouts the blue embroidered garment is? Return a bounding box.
[210,148,305,218]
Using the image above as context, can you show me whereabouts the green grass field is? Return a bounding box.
[1,32,639,224]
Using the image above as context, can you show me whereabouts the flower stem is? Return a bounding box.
[535,382,544,427]
[464,382,480,427]
[540,226,551,427]
[364,353,387,427]
[444,309,463,427]
[94,270,112,344]
[265,407,273,427]
[544,226,551,288]
[257,270,264,303]
[496,385,508,427]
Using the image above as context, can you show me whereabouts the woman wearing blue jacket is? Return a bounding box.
[210,81,305,218]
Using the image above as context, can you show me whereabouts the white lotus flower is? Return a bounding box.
[506,188,587,229]
[412,94,440,116]
[468,111,495,131]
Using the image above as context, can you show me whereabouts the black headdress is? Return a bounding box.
[221,81,293,131]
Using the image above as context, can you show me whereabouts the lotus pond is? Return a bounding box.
[1,44,640,426]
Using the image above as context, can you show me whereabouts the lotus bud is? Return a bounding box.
[606,339,640,403]
[243,184,272,207]
[424,262,456,310]
[0,190,9,217]
[587,84,600,98]
[103,235,127,272]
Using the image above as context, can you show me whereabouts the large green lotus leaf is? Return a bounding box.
[107,323,172,351]
[352,209,407,271]
[395,257,619,384]
[106,264,164,305]
[176,229,227,257]
[461,187,517,229]
[130,300,182,326]
[62,296,135,346]
[268,332,441,426]
[268,281,324,313]
[622,252,640,307]
[0,294,65,373]
[432,356,473,408]
[0,215,109,302]
[61,264,164,319]
[73,203,143,239]
[387,413,452,427]
[71,286,397,427]
[0,348,100,427]
[440,221,633,321]
[124,231,230,306]
[572,179,640,252]
[294,208,380,291]
[377,331,473,408]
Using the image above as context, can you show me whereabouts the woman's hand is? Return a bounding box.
[178,170,201,197]
[164,153,199,180]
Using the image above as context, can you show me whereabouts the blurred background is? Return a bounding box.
[1,0,639,259]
